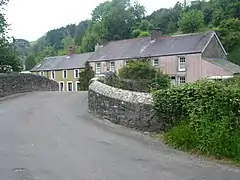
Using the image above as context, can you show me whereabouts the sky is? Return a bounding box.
[5,0,183,41]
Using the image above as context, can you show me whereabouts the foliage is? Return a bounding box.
[25,54,36,70]
[0,0,22,73]
[178,10,204,33]
[138,31,150,37]
[15,0,240,66]
[78,61,95,90]
[116,60,170,92]
[153,79,240,161]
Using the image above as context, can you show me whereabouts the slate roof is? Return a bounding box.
[31,52,93,72]
[204,58,240,74]
[88,31,215,61]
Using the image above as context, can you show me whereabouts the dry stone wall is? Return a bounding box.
[0,73,59,98]
[88,80,164,132]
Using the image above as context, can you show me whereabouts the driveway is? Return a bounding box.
[0,91,239,180]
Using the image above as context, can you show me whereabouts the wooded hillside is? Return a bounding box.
[17,0,240,70]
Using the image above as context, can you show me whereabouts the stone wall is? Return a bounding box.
[0,73,59,98]
[88,80,163,132]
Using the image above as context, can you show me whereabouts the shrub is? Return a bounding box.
[153,79,240,162]
[116,60,170,92]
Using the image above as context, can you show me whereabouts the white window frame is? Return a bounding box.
[59,81,65,92]
[178,56,186,72]
[67,81,73,92]
[62,70,67,79]
[109,61,115,72]
[50,71,55,79]
[177,76,186,85]
[75,81,80,91]
[153,58,159,66]
[74,69,79,78]
[96,62,101,74]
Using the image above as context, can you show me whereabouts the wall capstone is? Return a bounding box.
[0,73,59,98]
[88,80,163,132]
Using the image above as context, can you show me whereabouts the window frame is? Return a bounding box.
[50,71,55,79]
[95,62,101,74]
[75,81,80,91]
[178,56,186,72]
[62,70,67,79]
[59,81,64,91]
[74,69,79,78]
[67,81,73,92]
[153,58,159,66]
[109,61,115,72]
[177,76,186,85]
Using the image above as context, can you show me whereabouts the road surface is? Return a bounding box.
[0,92,239,180]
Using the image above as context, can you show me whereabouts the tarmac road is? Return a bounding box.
[0,91,239,180]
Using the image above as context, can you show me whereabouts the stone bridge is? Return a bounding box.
[0,74,239,180]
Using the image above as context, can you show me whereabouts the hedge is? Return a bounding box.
[153,78,240,161]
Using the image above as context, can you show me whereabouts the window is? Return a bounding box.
[110,62,115,72]
[153,58,159,66]
[59,82,64,91]
[178,56,186,71]
[96,62,101,74]
[62,70,67,79]
[40,71,44,76]
[51,71,55,79]
[67,82,73,92]
[177,76,186,85]
[75,81,80,91]
[74,69,79,78]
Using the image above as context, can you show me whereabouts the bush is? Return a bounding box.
[116,60,170,92]
[153,79,240,162]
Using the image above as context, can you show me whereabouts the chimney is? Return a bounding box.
[95,43,100,52]
[150,28,163,41]
[68,46,76,56]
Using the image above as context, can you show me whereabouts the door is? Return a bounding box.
[59,82,64,91]
[67,82,73,92]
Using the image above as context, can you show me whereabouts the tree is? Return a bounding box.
[25,54,36,70]
[79,61,95,90]
[219,18,240,51]
[178,10,204,33]
[0,1,22,73]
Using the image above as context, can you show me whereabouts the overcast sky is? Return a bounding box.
[6,0,182,41]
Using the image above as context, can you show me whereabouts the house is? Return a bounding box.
[31,47,93,91]
[88,29,240,85]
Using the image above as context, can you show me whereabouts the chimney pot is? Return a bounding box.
[68,46,76,56]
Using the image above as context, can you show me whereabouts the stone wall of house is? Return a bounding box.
[88,80,164,132]
[0,73,59,98]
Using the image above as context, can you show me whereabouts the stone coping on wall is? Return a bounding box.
[89,80,153,105]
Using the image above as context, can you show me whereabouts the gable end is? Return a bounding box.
[202,33,227,59]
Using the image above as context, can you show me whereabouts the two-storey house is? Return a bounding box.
[88,30,240,85]
[31,47,93,91]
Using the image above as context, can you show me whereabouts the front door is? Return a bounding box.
[68,82,73,92]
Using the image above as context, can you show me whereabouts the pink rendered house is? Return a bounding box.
[88,29,240,85]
